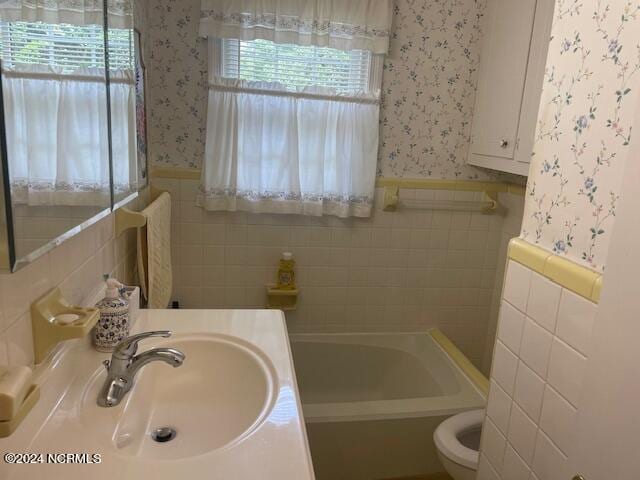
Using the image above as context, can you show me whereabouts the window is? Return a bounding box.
[221,38,372,95]
[0,21,133,73]
[199,37,383,218]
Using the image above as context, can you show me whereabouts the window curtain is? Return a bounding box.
[3,65,111,206]
[199,0,393,54]
[198,0,392,218]
[109,69,137,200]
[0,0,132,28]
[0,0,134,207]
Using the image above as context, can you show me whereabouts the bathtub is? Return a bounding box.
[290,330,486,480]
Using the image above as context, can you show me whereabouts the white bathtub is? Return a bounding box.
[290,331,486,480]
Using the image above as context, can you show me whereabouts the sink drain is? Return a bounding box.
[151,426,177,443]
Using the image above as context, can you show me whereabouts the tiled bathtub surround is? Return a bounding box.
[0,212,138,368]
[478,259,597,480]
[155,176,524,366]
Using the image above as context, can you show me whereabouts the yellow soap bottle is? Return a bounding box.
[276,252,296,290]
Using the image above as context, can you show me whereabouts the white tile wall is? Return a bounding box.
[157,178,510,366]
[532,431,567,480]
[556,289,596,355]
[520,318,553,377]
[478,453,501,480]
[493,340,519,395]
[513,361,545,421]
[507,403,538,463]
[487,380,512,434]
[497,301,526,354]
[503,261,532,312]
[539,385,576,455]
[482,193,526,374]
[483,417,507,472]
[546,338,586,407]
[479,259,598,480]
[526,273,561,332]
[12,205,104,259]
[0,211,138,368]
[503,443,531,480]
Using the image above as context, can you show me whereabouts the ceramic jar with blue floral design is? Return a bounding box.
[93,279,130,352]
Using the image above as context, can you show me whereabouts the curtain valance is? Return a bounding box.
[0,0,132,28]
[199,0,393,54]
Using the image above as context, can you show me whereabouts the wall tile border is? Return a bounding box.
[508,238,602,303]
[151,168,528,197]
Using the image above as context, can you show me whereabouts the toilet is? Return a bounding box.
[433,409,484,480]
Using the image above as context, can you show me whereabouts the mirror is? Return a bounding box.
[107,0,146,208]
[0,91,10,271]
[0,2,111,269]
[0,0,144,272]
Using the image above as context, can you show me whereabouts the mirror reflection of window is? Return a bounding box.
[0,20,111,207]
[0,0,143,270]
[107,14,139,206]
[0,0,111,262]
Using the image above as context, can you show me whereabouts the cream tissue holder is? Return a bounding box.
[0,366,40,438]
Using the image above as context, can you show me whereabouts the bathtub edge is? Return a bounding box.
[428,329,489,398]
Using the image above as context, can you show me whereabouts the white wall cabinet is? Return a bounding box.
[467,0,555,176]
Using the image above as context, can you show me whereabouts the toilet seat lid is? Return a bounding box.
[433,409,484,470]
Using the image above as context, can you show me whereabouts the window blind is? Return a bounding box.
[0,21,133,73]
[221,38,372,95]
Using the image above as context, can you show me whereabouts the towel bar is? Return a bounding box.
[382,185,502,214]
[115,186,167,236]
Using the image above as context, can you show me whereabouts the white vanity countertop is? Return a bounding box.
[0,309,315,480]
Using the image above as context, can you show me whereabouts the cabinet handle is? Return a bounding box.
[572,475,585,480]
[500,139,509,148]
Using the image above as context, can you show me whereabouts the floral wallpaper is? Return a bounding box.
[379,0,492,179]
[145,0,496,179]
[521,0,640,272]
[147,0,208,169]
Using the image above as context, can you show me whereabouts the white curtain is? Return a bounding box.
[198,77,380,217]
[199,0,393,54]
[0,0,132,28]
[109,69,137,199]
[3,65,112,206]
[198,0,391,218]
[2,68,136,207]
[0,0,135,207]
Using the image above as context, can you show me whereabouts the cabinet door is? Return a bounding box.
[468,0,537,165]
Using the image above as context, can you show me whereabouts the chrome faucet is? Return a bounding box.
[97,331,185,407]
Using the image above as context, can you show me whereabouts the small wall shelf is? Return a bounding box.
[266,285,298,311]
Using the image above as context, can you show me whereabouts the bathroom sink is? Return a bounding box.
[81,334,277,460]
[0,310,314,480]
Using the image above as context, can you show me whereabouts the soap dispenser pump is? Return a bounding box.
[93,278,130,352]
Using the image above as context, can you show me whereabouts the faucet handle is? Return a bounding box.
[113,331,172,360]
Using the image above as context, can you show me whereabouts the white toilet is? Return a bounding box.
[433,409,484,480]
